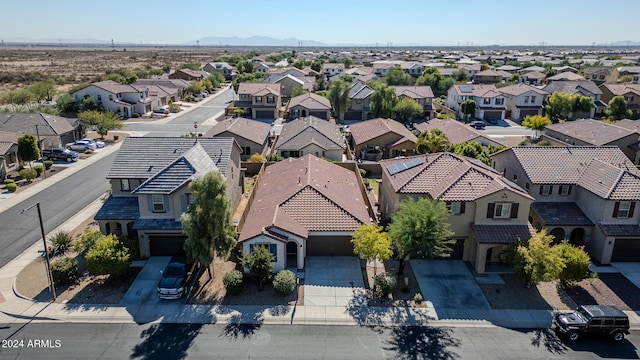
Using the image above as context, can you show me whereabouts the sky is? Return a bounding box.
[2,0,640,46]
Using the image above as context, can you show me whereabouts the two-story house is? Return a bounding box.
[238,155,372,271]
[71,80,152,118]
[349,118,417,160]
[546,72,586,82]
[344,81,374,121]
[168,69,209,81]
[202,62,235,81]
[274,116,345,161]
[322,63,345,78]
[472,69,503,84]
[132,78,190,101]
[286,93,332,121]
[394,86,435,119]
[204,117,271,161]
[584,67,619,85]
[498,83,549,121]
[542,80,606,119]
[491,146,640,264]
[0,112,81,151]
[519,71,546,86]
[235,83,282,120]
[94,137,243,258]
[378,153,535,274]
[599,83,640,119]
[447,84,506,122]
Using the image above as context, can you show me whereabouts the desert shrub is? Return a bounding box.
[49,231,74,256]
[247,153,265,163]
[265,154,284,162]
[5,183,16,192]
[223,270,244,295]
[168,102,181,113]
[374,272,397,297]
[51,257,78,285]
[437,113,451,119]
[4,179,14,184]
[74,229,102,254]
[85,234,130,277]
[557,241,590,284]
[33,165,44,177]
[117,235,140,260]
[44,160,53,170]
[536,140,550,146]
[273,270,296,295]
[241,245,274,287]
[413,292,424,304]
[19,168,37,182]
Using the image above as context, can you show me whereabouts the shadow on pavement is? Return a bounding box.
[383,326,461,360]
[130,323,204,360]
[528,328,568,355]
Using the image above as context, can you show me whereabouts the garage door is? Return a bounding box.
[307,236,353,256]
[519,109,539,119]
[149,235,187,256]
[483,111,503,121]
[439,239,464,260]
[611,238,640,262]
[309,111,329,120]
[255,110,274,119]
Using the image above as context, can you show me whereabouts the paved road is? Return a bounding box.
[0,153,115,268]
[1,323,637,359]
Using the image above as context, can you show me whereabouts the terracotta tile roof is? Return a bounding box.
[531,202,594,226]
[381,153,532,201]
[238,155,370,242]
[349,118,417,146]
[578,159,640,200]
[475,69,503,77]
[545,119,637,146]
[522,71,547,79]
[600,83,640,96]
[0,141,13,155]
[473,224,535,244]
[498,83,549,96]
[394,86,434,99]
[237,82,281,96]
[287,93,331,110]
[598,224,640,237]
[496,146,636,184]
[546,72,585,81]
[414,119,504,146]
[90,80,143,94]
[451,84,502,98]
[275,116,345,151]
[204,117,271,146]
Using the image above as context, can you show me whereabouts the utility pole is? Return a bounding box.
[22,203,56,301]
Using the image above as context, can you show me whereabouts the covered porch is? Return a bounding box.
[471,224,535,274]
[530,202,594,246]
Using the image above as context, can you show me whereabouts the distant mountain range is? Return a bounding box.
[191,35,327,47]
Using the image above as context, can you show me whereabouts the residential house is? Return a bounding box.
[584,67,619,85]
[168,68,209,81]
[274,116,345,161]
[457,64,482,79]
[546,72,585,82]
[132,78,190,101]
[286,93,332,121]
[542,80,606,119]
[473,69,504,84]
[253,62,271,73]
[238,155,372,271]
[202,62,235,81]
[541,119,640,164]
[344,81,374,121]
[372,62,396,77]
[94,137,243,258]
[491,146,640,264]
[617,66,640,84]
[495,65,521,73]
[519,71,546,85]
[414,119,505,147]
[498,83,549,121]
[322,63,345,77]
[447,84,506,122]
[599,83,640,119]
[204,117,271,161]
[349,118,417,160]
[552,66,579,74]
[71,80,152,118]
[378,153,535,273]
[0,113,80,151]
[267,74,313,100]
[398,61,425,77]
[521,66,545,73]
[235,83,282,120]
[0,131,19,181]
[394,86,435,119]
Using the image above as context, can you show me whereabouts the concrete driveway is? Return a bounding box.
[304,257,364,307]
[612,263,640,289]
[120,257,182,305]
[411,260,490,310]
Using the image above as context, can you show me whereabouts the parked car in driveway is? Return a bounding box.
[41,147,79,162]
[157,252,194,300]
[65,140,97,152]
[470,120,486,129]
[80,138,105,148]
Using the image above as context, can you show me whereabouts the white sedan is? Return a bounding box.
[80,138,105,148]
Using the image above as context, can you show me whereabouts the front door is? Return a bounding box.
[286,241,297,269]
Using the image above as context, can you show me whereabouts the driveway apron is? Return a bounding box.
[304,257,364,307]
[120,257,173,305]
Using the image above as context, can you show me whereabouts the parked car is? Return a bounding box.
[157,253,192,300]
[470,120,486,130]
[552,305,630,341]
[152,108,170,114]
[80,138,105,148]
[65,140,97,152]
[41,148,79,162]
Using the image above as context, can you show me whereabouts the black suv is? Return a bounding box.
[157,253,192,300]
[553,305,630,341]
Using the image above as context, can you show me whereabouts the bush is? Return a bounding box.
[359,168,367,178]
[223,270,244,295]
[85,234,131,277]
[168,102,181,113]
[536,140,550,146]
[273,270,296,295]
[557,241,590,284]
[74,229,102,254]
[19,168,37,182]
[33,165,44,177]
[374,272,397,297]
[44,160,53,170]
[5,183,17,192]
[51,257,78,285]
[241,245,274,287]
[437,113,451,119]
[117,235,140,260]
[49,231,74,256]
[265,154,284,162]
[113,135,119,141]
[247,153,265,163]
[413,292,424,304]
[4,179,14,185]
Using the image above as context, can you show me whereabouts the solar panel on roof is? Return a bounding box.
[387,157,424,176]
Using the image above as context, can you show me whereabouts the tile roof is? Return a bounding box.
[238,155,371,242]
[475,69,503,77]
[577,159,640,200]
[349,81,374,100]
[132,218,182,231]
[543,80,602,96]
[89,80,146,94]
[473,224,535,244]
[381,153,532,201]
[287,93,331,110]
[0,141,13,155]
[498,83,549,96]
[204,117,271,146]
[133,78,190,90]
[522,71,547,79]
[237,82,281,96]
[545,119,637,146]
[0,113,75,136]
[598,224,640,237]
[451,84,502,98]
[531,202,594,226]
[612,119,640,132]
[600,83,640,96]
[94,196,140,220]
[496,146,636,184]
[546,72,586,81]
[414,119,504,146]
[393,86,434,99]
[275,116,345,151]
[107,137,236,179]
[349,118,417,146]
[133,143,218,195]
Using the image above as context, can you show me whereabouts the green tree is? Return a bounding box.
[513,230,565,285]
[241,245,274,288]
[573,94,593,115]
[56,93,77,113]
[522,115,552,138]
[343,58,353,68]
[416,128,450,154]
[385,67,412,86]
[232,73,261,92]
[416,67,455,97]
[17,133,40,167]
[370,83,398,118]
[447,141,505,166]
[556,241,590,285]
[236,60,254,74]
[26,81,56,102]
[291,86,306,97]
[181,171,236,278]
[351,225,393,276]
[207,72,225,88]
[452,69,468,82]
[393,97,423,124]
[460,99,476,122]
[327,77,352,121]
[292,59,305,69]
[605,95,632,120]
[180,63,201,71]
[78,110,123,139]
[187,82,205,95]
[310,60,322,73]
[2,89,35,111]
[388,197,455,275]
[85,234,131,277]
[545,92,574,122]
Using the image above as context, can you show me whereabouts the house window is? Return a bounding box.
[120,179,130,192]
[109,95,113,101]
[292,109,299,116]
[483,98,491,105]
[614,201,635,218]
[524,96,530,104]
[531,96,537,103]
[559,185,571,196]
[152,194,165,212]
[249,243,277,262]
[495,98,504,105]
[624,96,634,102]
[633,76,639,82]
[525,183,530,190]
[97,95,102,102]
[447,201,465,215]
[592,75,598,79]
[513,174,517,180]
[599,75,605,80]
[267,96,275,104]
[255,96,262,103]
[494,203,512,219]
[242,146,251,155]
[540,185,553,196]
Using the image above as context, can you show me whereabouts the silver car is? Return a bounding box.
[80,138,105,148]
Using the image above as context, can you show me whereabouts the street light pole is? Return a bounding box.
[34,125,47,179]
[22,202,56,301]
